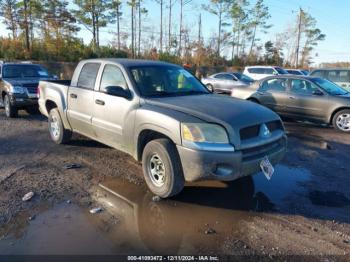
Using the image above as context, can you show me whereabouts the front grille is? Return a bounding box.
[22,83,38,94]
[242,137,285,162]
[240,120,283,140]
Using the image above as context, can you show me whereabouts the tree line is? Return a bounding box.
[0,0,325,68]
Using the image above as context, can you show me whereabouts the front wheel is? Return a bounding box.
[4,94,18,118]
[333,110,350,132]
[142,138,185,198]
[206,84,214,92]
[48,108,72,144]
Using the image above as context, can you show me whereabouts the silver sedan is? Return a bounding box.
[201,72,254,94]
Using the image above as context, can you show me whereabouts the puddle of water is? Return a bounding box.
[0,203,116,255]
[252,165,311,209]
[309,190,350,207]
[0,164,312,255]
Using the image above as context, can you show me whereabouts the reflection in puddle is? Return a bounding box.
[0,165,311,254]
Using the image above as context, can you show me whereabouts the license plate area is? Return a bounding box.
[260,156,274,180]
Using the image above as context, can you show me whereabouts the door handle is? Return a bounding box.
[289,96,295,99]
[257,91,265,95]
[95,99,105,106]
[70,93,77,99]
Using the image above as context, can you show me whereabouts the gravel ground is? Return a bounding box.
[0,108,349,257]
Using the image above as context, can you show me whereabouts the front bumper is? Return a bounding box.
[8,93,38,108]
[177,135,287,182]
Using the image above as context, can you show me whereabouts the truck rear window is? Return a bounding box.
[77,63,100,89]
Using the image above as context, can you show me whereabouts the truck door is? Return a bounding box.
[92,64,132,149]
[67,62,100,137]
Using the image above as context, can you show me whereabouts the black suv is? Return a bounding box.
[0,62,55,117]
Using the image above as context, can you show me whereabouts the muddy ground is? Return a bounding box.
[0,108,350,258]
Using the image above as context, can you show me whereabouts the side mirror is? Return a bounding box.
[312,89,323,96]
[105,86,131,99]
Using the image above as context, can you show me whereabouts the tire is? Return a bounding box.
[206,84,214,92]
[26,105,40,115]
[142,138,185,198]
[4,94,18,118]
[48,108,72,144]
[332,109,350,133]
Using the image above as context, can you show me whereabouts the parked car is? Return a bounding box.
[0,61,56,117]
[38,59,287,198]
[243,66,289,80]
[231,75,350,132]
[309,68,350,92]
[286,69,309,76]
[201,72,254,94]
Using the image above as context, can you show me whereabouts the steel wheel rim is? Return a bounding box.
[4,96,10,116]
[50,115,60,139]
[148,154,166,187]
[336,113,350,131]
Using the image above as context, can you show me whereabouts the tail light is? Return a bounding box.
[36,85,40,98]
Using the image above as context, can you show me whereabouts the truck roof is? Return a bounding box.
[81,58,179,68]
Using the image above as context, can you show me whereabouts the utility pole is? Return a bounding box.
[198,13,202,43]
[160,0,163,53]
[179,0,183,56]
[168,0,172,49]
[295,7,302,68]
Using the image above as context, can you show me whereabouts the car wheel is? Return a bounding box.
[206,84,214,92]
[26,105,40,115]
[142,138,185,198]
[333,109,350,132]
[48,108,72,144]
[4,94,18,118]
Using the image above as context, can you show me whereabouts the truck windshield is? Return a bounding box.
[3,64,50,78]
[312,78,348,95]
[130,65,209,97]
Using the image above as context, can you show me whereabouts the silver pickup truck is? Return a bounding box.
[38,59,287,198]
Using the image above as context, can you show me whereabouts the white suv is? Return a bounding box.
[243,66,288,80]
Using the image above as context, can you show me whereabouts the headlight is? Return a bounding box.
[181,123,229,143]
[10,86,25,94]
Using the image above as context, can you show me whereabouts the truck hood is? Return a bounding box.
[144,94,281,145]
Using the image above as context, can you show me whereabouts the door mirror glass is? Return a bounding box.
[105,86,131,99]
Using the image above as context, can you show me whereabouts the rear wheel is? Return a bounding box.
[48,108,72,144]
[333,109,350,132]
[4,94,18,118]
[142,138,184,198]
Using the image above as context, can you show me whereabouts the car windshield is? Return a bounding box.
[275,67,288,74]
[232,72,254,83]
[130,65,210,97]
[312,78,348,95]
[3,64,50,78]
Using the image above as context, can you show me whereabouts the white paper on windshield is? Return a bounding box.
[38,71,48,76]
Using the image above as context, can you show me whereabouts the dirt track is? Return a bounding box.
[0,108,350,257]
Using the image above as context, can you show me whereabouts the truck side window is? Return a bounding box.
[77,63,100,90]
[100,65,128,92]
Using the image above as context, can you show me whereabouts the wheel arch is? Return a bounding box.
[136,129,176,162]
[330,107,350,124]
